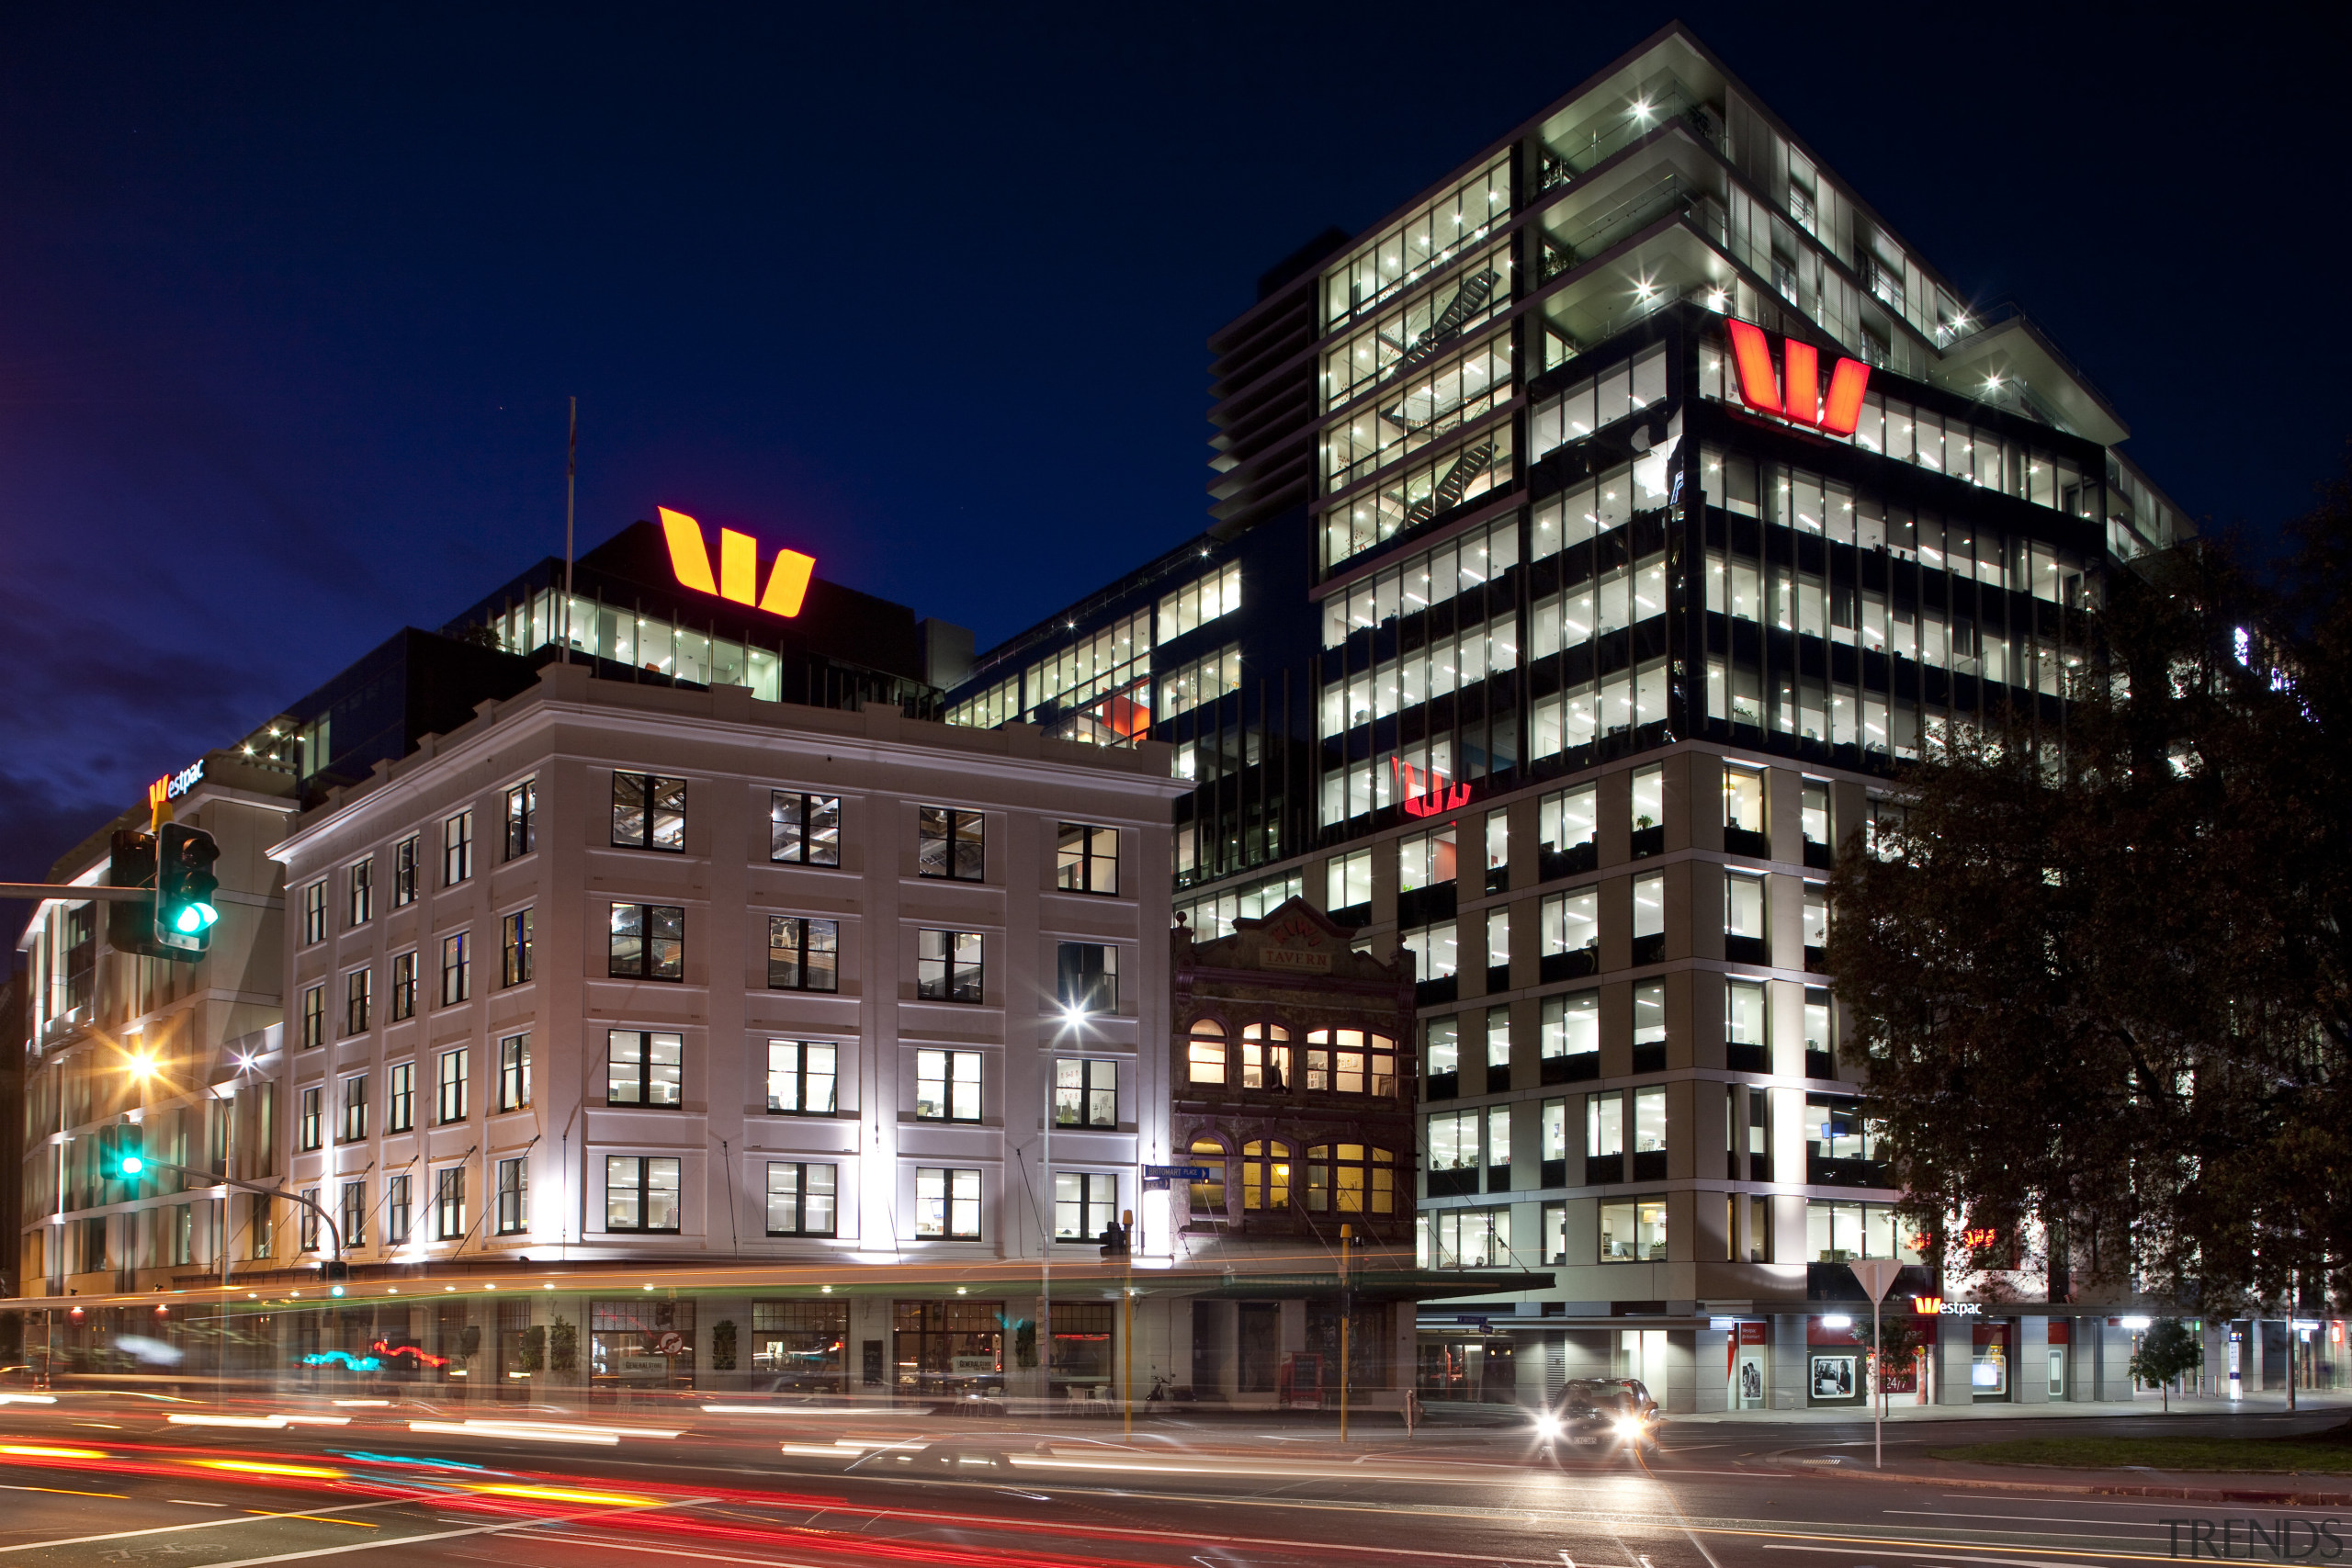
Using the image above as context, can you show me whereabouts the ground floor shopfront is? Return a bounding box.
[1413,1307,2247,1412]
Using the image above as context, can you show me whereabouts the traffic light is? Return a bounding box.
[98,1124,148,1183]
[107,829,167,958]
[153,823,221,955]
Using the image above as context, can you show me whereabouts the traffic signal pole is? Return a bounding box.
[136,1156,345,1270]
[0,884,168,901]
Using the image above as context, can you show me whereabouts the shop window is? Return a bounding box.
[891,1298,1000,1394]
[753,1300,847,1386]
[592,1296,695,1386]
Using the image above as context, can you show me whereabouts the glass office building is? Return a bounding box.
[946,24,2185,1409]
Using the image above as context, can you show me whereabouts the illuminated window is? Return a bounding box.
[347,857,373,927]
[766,1040,837,1115]
[1305,1144,1396,1213]
[1599,1198,1667,1261]
[605,1156,680,1234]
[503,780,536,860]
[495,1158,526,1235]
[1240,1142,1291,1212]
[1304,1029,1396,1096]
[498,1033,530,1112]
[914,1050,981,1122]
[767,916,839,992]
[916,930,982,1002]
[1186,1019,1227,1086]
[767,1162,837,1236]
[917,807,985,881]
[344,968,372,1035]
[1239,1023,1288,1090]
[1054,1058,1116,1128]
[1055,822,1119,895]
[609,904,684,981]
[770,791,842,865]
[611,773,687,852]
[300,880,327,945]
[1054,1171,1119,1240]
[914,1168,980,1239]
[436,1047,469,1123]
[501,908,533,987]
[439,931,471,1005]
[442,810,473,886]
[606,1031,683,1109]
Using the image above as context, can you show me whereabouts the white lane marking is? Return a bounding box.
[1939,1495,2326,1516]
[187,1497,708,1568]
[169,1500,231,1507]
[1887,1512,2170,1529]
[1762,1549,2098,1568]
[0,1496,413,1553]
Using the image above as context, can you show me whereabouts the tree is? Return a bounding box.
[1849,1312,1931,1397]
[2129,1319,2204,1412]
[1826,464,2352,1315]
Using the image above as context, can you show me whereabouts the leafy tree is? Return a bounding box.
[1826,465,2352,1316]
[2129,1318,2204,1412]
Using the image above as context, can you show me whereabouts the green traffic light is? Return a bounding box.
[120,1155,145,1175]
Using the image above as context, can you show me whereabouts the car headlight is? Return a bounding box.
[1613,1415,1645,1438]
[1535,1415,1561,1438]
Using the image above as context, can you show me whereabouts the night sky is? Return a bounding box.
[3,4,2345,901]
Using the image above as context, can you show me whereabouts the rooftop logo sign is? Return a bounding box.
[658,506,816,618]
[1725,320,1871,437]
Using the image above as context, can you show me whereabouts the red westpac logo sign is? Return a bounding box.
[1392,756,1471,818]
[658,505,816,618]
[1725,320,1870,437]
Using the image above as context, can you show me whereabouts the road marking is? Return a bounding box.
[188,1496,710,1568]
[1733,1529,2163,1563]
[0,1486,126,1499]
[245,1512,379,1529]
[168,1501,229,1508]
[1764,1550,2096,1568]
[0,1495,415,1552]
[1888,1512,2169,1529]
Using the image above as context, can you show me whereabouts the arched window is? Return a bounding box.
[1188,1136,1228,1213]
[1305,1029,1397,1096]
[1240,1023,1290,1090]
[1186,1020,1227,1086]
[1306,1145,1396,1214]
[1241,1141,1292,1211]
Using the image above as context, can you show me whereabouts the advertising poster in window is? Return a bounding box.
[1809,1353,1857,1402]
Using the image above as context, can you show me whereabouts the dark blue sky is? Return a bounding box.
[3,4,2345,891]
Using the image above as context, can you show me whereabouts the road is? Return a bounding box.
[0,1394,2336,1567]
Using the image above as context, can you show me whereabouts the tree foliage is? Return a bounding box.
[2129,1319,2204,1412]
[1826,465,2352,1314]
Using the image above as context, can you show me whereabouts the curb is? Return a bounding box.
[1765,1460,2352,1507]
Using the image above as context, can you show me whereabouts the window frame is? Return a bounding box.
[913,1166,982,1240]
[299,1086,322,1152]
[1053,1058,1118,1129]
[609,902,685,982]
[606,1029,684,1109]
[611,772,688,853]
[435,1165,467,1240]
[1053,1170,1119,1242]
[495,1156,527,1234]
[1054,822,1119,895]
[436,1046,469,1124]
[385,1172,412,1245]
[439,931,470,1006]
[344,967,372,1036]
[916,806,986,883]
[390,951,417,1021]
[766,1039,839,1116]
[501,908,534,987]
[301,880,328,945]
[347,857,374,927]
[1054,941,1118,1014]
[340,1074,367,1143]
[914,1048,983,1123]
[443,809,473,886]
[392,836,419,907]
[387,1062,414,1133]
[915,929,983,1002]
[504,780,537,860]
[300,984,325,1050]
[605,1154,683,1233]
[765,1160,838,1236]
[497,1032,531,1112]
[770,790,842,865]
[766,915,840,992]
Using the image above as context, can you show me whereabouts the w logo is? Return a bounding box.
[1725,320,1871,437]
[658,505,816,618]
[1392,756,1471,818]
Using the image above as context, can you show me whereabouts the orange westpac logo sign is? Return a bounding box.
[658,506,816,618]
[1725,320,1871,437]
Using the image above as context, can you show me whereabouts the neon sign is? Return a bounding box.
[370,1337,451,1369]
[1911,1296,1980,1316]
[1392,756,1471,818]
[146,760,205,812]
[303,1350,383,1371]
[1725,320,1871,437]
[657,505,816,618]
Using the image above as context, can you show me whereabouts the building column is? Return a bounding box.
[1694,1324,1730,1413]
[1769,1314,1807,1410]
[1936,1315,1973,1405]
[2017,1316,2049,1404]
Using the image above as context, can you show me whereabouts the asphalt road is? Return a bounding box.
[0,1395,2338,1567]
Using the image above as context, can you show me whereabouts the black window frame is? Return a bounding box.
[766,915,840,992]
[916,929,983,1003]
[605,1154,682,1233]
[386,1062,414,1133]
[502,908,534,987]
[498,1032,531,1111]
[1055,822,1119,895]
[766,1039,838,1115]
[348,857,374,927]
[300,984,324,1049]
[764,1161,839,1236]
[1053,1058,1117,1129]
[495,1156,527,1234]
[439,931,470,1005]
[916,806,985,882]
[606,1029,684,1109]
[609,903,684,981]
[339,1179,366,1248]
[914,1166,982,1240]
[436,1046,469,1124]
[392,836,419,906]
[443,809,473,886]
[504,779,537,860]
[770,790,842,865]
[1055,941,1118,1014]
[434,1165,466,1240]
[1053,1170,1119,1242]
[385,1172,412,1245]
[299,1086,322,1152]
[340,1074,367,1143]
[301,880,328,945]
[344,968,372,1035]
[390,952,417,1021]
[914,1048,982,1122]
[612,773,688,853]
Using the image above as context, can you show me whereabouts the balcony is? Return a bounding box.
[1807,1155,1890,1189]
[1536,173,1708,286]
[1534,85,1716,195]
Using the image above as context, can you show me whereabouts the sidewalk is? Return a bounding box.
[1675,1391,2352,1425]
